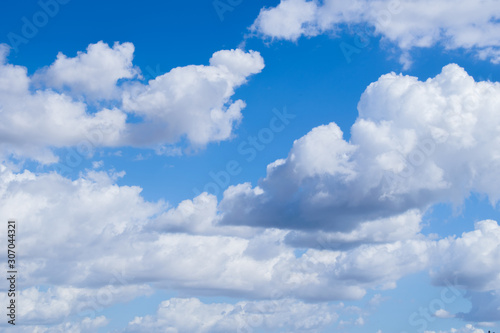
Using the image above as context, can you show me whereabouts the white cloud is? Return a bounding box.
[251,0,500,65]
[0,285,151,325]
[219,64,500,233]
[35,41,139,100]
[0,158,498,329]
[0,48,126,163]
[368,294,388,308]
[122,49,264,147]
[91,160,103,169]
[210,65,500,323]
[3,56,500,330]
[1,316,109,333]
[427,220,500,322]
[0,43,264,162]
[432,220,500,292]
[0,166,163,287]
[0,163,431,307]
[284,210,423,250]
[123,297,339,333]
[424,324,487,333]
[149,192,257,237]
[434,309,455,319]
[251,0,319,41]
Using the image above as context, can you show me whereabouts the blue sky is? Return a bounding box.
[1,0,500,332]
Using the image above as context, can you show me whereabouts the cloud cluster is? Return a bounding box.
[122,49,264,147]
[0,166,499,329]
[2,61,500,330]
[219,64,500,233]
[0,42,264,163]
[1,163,427,302]
[433,220,500,292]
[2,158,499,326]
[424,324,487,333]
[0,285,151,326]
[429,220,500,323]
[0,166,390,301]
[0,44,126,163]
[251,0,500,65]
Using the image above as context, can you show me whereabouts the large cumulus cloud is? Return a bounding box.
[219,64,500,233]
[0,42,264,163]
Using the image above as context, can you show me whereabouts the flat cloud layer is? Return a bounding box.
[0,42,264,163]
[251,0,500,66]
[123,298,340,333]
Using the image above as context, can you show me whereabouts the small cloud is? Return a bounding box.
[92,160,104,169]
[399,51,413,70]
[134,153,147,161]
[102,150,122,157]
[368,294,389,307]
[155,145,182,157]
[434,309,455,318]
[355,317,365,325]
